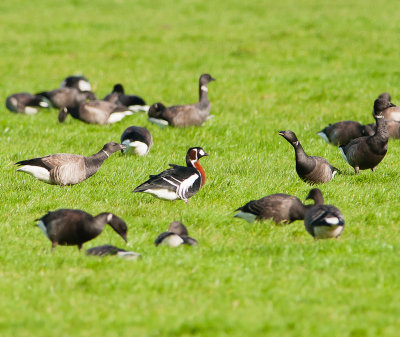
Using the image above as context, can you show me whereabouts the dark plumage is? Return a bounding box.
[373,92,400,121]
[234,188,324,224]
[5,92,50,114]
[304,189,345,239]
[120,126,153,156]
[58,100,133,124]
[15,142,125,186]
[36,209,128,251]
[364,120,400,139]
[60,75,91,92]
[104,84,146,107]
[36,87,96,109]
[279,130,338,184]
[148,74,215,127]
[318,121,374,146]
[133,147,208,202]
[340,99,389,174]
[86,245,141,259]
[154,221,198,247]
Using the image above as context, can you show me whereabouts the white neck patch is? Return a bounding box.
[107,214,113,222]
[201,85,208,92]
[102,149,110,157]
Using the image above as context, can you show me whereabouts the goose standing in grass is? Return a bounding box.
[318,121,374,146]
[58,100,133,124]
[86,245,141,259]
[279,130,338,184]
[133,147,208,202]
[234,188,323,224]
[60,75,92,92]
[154,221,198,247]
[15,142,125,186]
[339,98,389,174]
[303,189,345,239]
[5,92,50,114]
[104,84,147,111]
[148,73,215,127]
[120,126,153,156]
[373,92,400,121]
[36,87,96,109]
[36,209,128,251]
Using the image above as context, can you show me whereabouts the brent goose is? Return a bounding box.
[104,84,147,111]
[318,121,374,146]
[373,92,400,121]
[60,75,92,92]
[364,120,400,139]
[148,73,215,127]
[340,98,389,174]
[279,130,338,184]
[154,221,198,247]
[120,126,153,156]
[15,142,125,186]
[36,87,97,109]
[304,189,345,239]
[86,245,141,260]
[133,147,208,202]
[58,100,133,125]
[36,209,128,251]
[234,188,324,224]
[5,92,50,114]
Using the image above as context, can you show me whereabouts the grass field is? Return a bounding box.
[1,0,400,336]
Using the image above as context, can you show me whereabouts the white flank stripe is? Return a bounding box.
[148,117,169,127]
[144,189,179,200]
[117,251,142,260]
[339,147,349,164]
[317,132,329,143]
[162,234,184,247]
[24,106,38,115]
[234,211,257,223]
[17,165,51,183]
[107,113,127,124]
[39,101,49,107]
[129,105,150,112]
[37,220,49,238]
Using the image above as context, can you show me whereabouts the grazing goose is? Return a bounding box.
[373,92,400,121]
[36,209,128,251]
[15,142,125,186]
[279,130,338,184]
[36,87,97,109]
[234,188,324,224]
[304,190,345,239]
[339,99,389,174]
[86,245,141,259]
[318,121,374,146]
[104,84,147,111]
[154,221,198,247]
[58,100,133,124]
[60,75,92,92]
[121,126,153,156]
[148,73,215,127]
[133,147,208,202]
[5,92,50,114]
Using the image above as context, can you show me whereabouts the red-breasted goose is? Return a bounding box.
[5,92,50,114]
[121,126,153,156]
[148,74,215,127]
[86,245,141,259]
[133,147,208,202]
[154,221,198,247]
[104,84,147,112]
[58,100,133,125]
[304,189,345,239]
[36,209,128,251]
[234,188,323,224]
[339,98,389,174]
[15,142,125,186]
[36,87,96,109]
[373,92,400,121]
[60,75,92,92]
[318,121,374,146]
[279,130,338,184]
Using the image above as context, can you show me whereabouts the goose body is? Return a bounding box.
[86,245,141,259]
[60,75,92,92]
[15,142,125,186]
[36,87,96,109]
[121,126,153,156]
[36,209,128,251]
[148,74,215,127]
[154,221,198,247]
[279,130,338,184]
[104,84,147,110]
[6,92,50,114]
[340,99,389,174]
[133,147,208,202]
[318,121,374,146]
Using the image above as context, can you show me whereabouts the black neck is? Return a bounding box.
[84,149,109,178]
[294,143,315,174]
[373,116,389,143]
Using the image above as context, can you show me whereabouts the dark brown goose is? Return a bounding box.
[121,126,153,156]
[234,188,324,224]
[60,75,91,92]
[364,120,400,139]
[339,98,389,174]
[304,190,345,239]
[58,100,133,124]
[36,209,128,251]
[104,84,147,108]
[5,92,50,114]
[148,74,215,127]
[36,87,96,109]
[86,245,141,259]
[279,130,338,184]
[372,92,400,121]
[15,142,125,186]
[318,121,374,146]
[154,221,198,247]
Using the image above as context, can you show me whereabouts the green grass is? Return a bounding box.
[1,0,400,336]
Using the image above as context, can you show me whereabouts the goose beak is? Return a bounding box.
[204,152,209,156]
[122,235,128,243]
[278,131,285,136]
[210,77,216,81]
[120,145,126,149]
